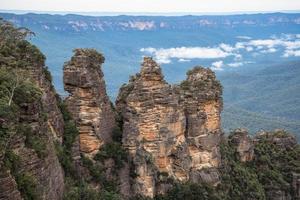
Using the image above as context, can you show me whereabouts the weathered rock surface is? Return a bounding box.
[179,67,222,185]
[228,128,254,162]
[26,60,64,142]
[0,42,65,199]
[0,170,22,200]
[0,92,64,200]
[64,49,115,156]
[116,57,223,197]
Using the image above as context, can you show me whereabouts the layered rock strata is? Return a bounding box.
[0,88,64,200]
[26,58,64,142]
[228,128,254,162]
[179,67,222,184]
[63,49,115,156]
[116,57,223,197]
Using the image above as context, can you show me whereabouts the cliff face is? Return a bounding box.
[63,49,115,157]
[116,57,223,197]
[0,20,65,200]
[179,67,222,184]
[27,62,65,142]
[6,95,64,200]
[0,70,64,200]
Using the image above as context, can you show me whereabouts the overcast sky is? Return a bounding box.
[1,0,300,14]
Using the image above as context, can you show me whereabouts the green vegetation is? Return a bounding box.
[112,126,122,143]
[43,66,52,83]
[22,125,47,159]
[3,151,39,200]
[73,48,105,65]
[15,173,38,200]
[94,142,128,170]
[156,182,221,200]
[251,131,300,195]
[55,100,79,177]
[57,100,122,200]
[0,19,54,200]
[218,140,266,200]
[63,178,102,200]
[0,19,45,69]
[220,61,300,138]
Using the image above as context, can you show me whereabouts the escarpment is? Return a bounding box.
[0,20,64,200]
[63,49,115,156]
[116,57,223,197]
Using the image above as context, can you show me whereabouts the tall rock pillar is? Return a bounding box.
[63,49,115,157]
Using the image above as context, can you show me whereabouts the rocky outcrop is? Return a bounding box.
[179,67,222,184]
[64,49,115,157]
[228,128,254,162]
[228,129,300,200]
[116,57,223,197]
[0,89,64,200]
[255,130,299,200]
[117,57,190,197]
[25,60,64,142]
[0,171,22,200]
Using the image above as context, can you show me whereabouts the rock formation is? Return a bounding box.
[116,57,223,197]
[0,22,65,199]
[0,74,64,200]
[228,128,254,162]
[25,58,64,142]
[63,49,115,157]
[228,129,300,200]
[179,66,222,184]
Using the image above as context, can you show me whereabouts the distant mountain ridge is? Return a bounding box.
[1,12,300,32]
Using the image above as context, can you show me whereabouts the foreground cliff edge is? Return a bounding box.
[0,19,300,200]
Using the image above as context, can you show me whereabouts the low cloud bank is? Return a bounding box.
[141,33,300,70]
[140,46,237,64]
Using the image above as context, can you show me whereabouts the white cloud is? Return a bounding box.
[246,37,300,51]
[237,36,252,40]
[261,48,277,53]
[283,40,300,50]
[141,33,300,65]
[248,39,281,48]
[211,61,224,71]
[283,50,300,57]
[246,46,254,52]
[219,43,235,52]
[178,58,191,62]
[235,42,245,49]
[227,62,244,67]
[140,46,233,64]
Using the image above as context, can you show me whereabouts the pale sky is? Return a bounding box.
[1,0,300,14]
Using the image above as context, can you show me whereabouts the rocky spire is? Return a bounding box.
[140,57,165,82]
[63,48,115,157]
[116,59,223,197]
[179,67,223,184]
